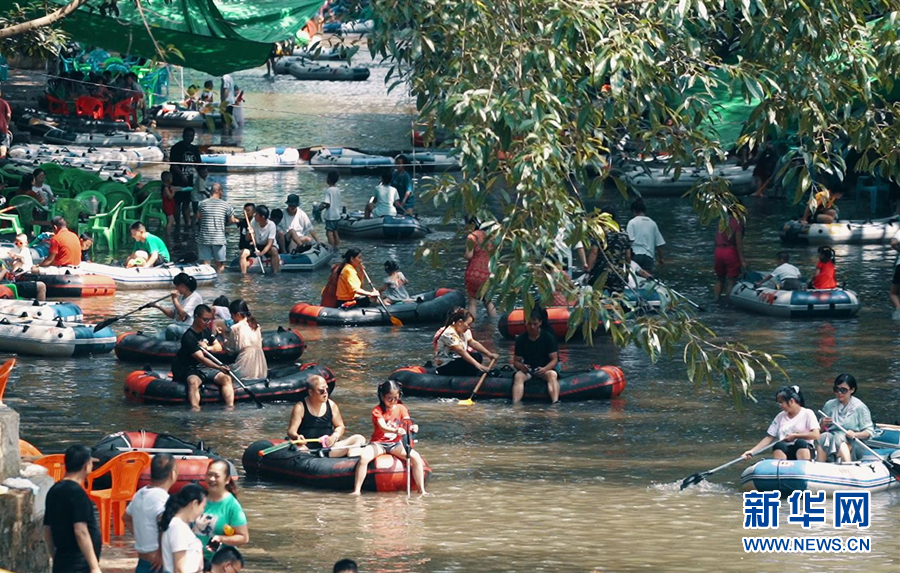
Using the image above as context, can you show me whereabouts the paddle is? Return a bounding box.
[257,437,323,457]
[651,278,706,312]
[199,347,264,409]
[458,357,498,406]
[680,441,780,490]
[404,419,414,497]
[361,267,402,326]
[818,410,900,483]
[93,294,169,331]
[244,211,265,275]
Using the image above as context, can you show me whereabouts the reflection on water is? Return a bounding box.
[6,60,899,572]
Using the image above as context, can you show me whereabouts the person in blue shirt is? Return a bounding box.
[392,156,415,215]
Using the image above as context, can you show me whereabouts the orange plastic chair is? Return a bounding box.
[0,357,15,401]
[33,454,66,482]
[85,451,151,544]
[46,94,70,116]
[19,439,42,457]
[75,96,105,120]
[107,96,139,129]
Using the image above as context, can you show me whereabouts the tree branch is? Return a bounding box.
[0,0,91,40]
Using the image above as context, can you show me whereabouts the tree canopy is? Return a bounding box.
[368,0,900,403]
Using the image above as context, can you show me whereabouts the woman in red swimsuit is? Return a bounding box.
[464,217,497,317]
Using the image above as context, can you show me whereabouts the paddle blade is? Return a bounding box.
[93,318,115,332]
[457,398,475,406]
[679,472,707,490]
[390,315,403,326]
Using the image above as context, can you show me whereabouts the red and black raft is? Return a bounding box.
[499,306,618,340]
[18,270,116,297]
[91,431,232,493]
[390,365,626,401]
[242,439,430,492]
[124,363,335,405]
[289,288,464,326]
[115,327,306,363]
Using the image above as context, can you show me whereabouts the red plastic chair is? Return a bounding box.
[107,96,139,129]
[75,96,105,120]
[85,451,151,545]
[0,357,15,401]
[46,94,70,116]
[33,454,66,482]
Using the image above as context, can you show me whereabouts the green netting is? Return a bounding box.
[683,71,759,151]
[0,0,323,76]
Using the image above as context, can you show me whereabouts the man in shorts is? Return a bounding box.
[239,205,280,274]
[196,183,238,272]
[512,309,561,404]
[277,193,320,253]
[168,127,201,234]
[172,304,233,411]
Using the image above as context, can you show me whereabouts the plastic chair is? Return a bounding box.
[141,197,167,232]
[117,195,154,237]
[19,439,42,457]
[85,451,151,545]
[89,200,124,251]
[73,190,109,216]
[0,357,15,401]
[0,212,24,237]
[8,195,51,236]
[0,165,24,186]
[107,96,139,129]
[33,454,66,482]
[60,170,103,196]
[75,96,105,120]
[46,94,70,116]
[52,198,92,237]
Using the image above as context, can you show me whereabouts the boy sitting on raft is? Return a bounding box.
[754,251,802,290]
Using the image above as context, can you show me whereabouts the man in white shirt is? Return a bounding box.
[277,193,320,253]
[755,251,803,290]
[31,168,55,206]
[240,204,280,273]
[364,172,401,219]
[124,454,178,573]
[626,199,665,272]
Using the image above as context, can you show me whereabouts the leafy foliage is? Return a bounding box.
[369,0,900,403]
[0,2,70,59]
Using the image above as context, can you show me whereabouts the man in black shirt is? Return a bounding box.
[173,304,233,411]
[512,308,560,404]
[168,127,201,234]
[43,444,102,573]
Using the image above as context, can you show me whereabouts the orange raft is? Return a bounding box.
[498,306,615,340]
[243,439,431,492]
[18,271,116,297]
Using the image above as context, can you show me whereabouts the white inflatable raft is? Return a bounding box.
[201,147,300,173]
[274,59,370,81]
[730,279,861,319]
[309,147,393,173]
[621,160,755,197]
[0,315,116,357]
[9,144,164,168]
[336,212,430,239]
[0,299,83,322]
[740,453,900,495]
[227,243,333,273]
[77,262,217,290]
[43,128,161,147]
[780,216,900,245]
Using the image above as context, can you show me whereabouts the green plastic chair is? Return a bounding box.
[8,195,51,236]
[52,198,92,237]
[97,182,134,209]
[0,212,23,238]
[135,180,161,202]
[73,190,109,216]
[60,170,104,196]
[123,173,143,191]
[117,195,153,238]
[141,197,167,233]
[88,201,124,252]
[0,166,23,186]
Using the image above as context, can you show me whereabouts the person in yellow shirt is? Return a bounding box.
[335,248,379,307]
[801,188,843,224]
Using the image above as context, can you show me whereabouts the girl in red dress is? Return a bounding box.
[464,217,497,317]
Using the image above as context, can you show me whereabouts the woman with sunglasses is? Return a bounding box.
[742,385,820,461]
[816,374,876,463]
[350,380,427,495]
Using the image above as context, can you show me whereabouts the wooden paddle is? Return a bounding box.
[258,437,322,456]
[818,411,900,483]
[680,441,780,490]
[361,267,402,326]
[93,294,170,331]
[458,357,498,406]
[199,347,264,409]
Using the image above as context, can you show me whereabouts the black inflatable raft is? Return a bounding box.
[114,327,306,363]
[243,439,430,492]
[123,363,334,405]
[289,289,464,326]
[389,365,627,402]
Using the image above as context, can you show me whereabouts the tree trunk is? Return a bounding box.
[0,0,92,40]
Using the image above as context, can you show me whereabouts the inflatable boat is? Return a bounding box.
[227,243,333,273]
[780,216,900,245]
[201,147,300,173]
[283,61,370,81]
[77,262,217,290]
[740,453,900,495]
[43,128,161,147]
[621,159,756,197]
[9,143,164,168]
[17,108,127,136]
[729,280,861,318]
[148,104,224,128]
[18,270,116,297]
[0,315,115,357]
[0,298,82,322]
[336,212,431,239]
[322,19,374,34]
[5,158,134,183]
[92,431,229,493]
[242,439,430,492]
[389,364,627,402]
[123,363,334,405]
[291,46,352,60]
[290,289,465,327]
[114,327,306,364]
[309,147,393,173]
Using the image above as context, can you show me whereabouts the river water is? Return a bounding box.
[7,51,899,572]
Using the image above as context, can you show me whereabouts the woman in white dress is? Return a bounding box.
[159,484,207,573]
[226,299,267,379]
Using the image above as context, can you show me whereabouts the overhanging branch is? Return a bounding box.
[0,0,91,40]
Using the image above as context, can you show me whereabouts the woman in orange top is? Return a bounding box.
[810,246,838,289]
[335,248,379,308]
[350,380,426,495]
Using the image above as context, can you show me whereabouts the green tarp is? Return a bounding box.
[1,0,323,75]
